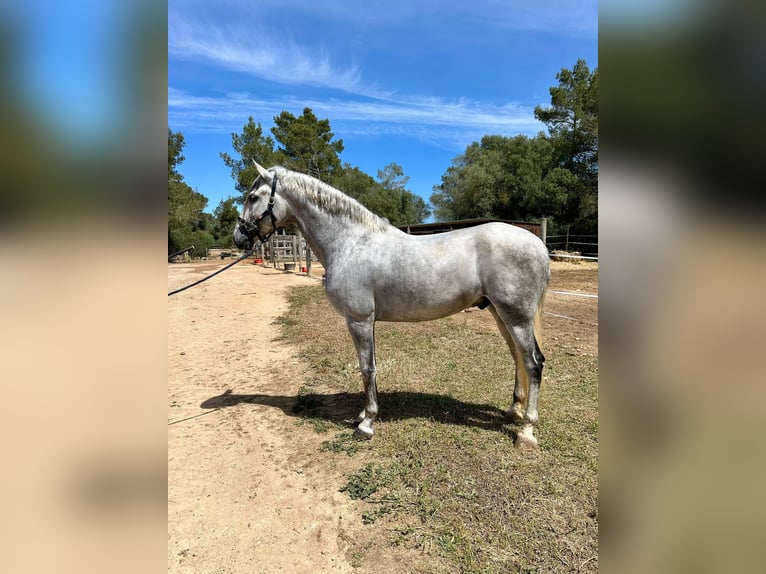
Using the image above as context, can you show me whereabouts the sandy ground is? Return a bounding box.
[168,261,364,574]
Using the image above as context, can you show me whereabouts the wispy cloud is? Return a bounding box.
[168,88,544,148]
[168,2,583,147]
[168,12,362,92]
[169,1,595,98]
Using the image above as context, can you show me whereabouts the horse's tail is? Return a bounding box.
[510,285,547,411]
[516,285,547,411]
[534,286,547,347]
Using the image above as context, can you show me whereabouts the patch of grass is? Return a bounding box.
[271,314,297,327]
[360,496,402,525]
[321,431,364,456]
[302,418,336,433]
[285,285,317,307]
[278,284,599,574]
[341,463,384,500]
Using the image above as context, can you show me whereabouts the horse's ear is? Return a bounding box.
[252,160,271,180]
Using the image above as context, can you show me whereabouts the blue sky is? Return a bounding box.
[169,0,597,219]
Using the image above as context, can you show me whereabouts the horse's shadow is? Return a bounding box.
[200,389,511,434]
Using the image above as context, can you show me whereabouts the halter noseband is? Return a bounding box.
[237,173,279,246]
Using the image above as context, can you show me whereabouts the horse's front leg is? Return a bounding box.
[346,316,378,438]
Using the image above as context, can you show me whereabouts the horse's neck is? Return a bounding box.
[281,191,357,266]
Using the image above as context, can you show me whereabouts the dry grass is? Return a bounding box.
[550,259,599,271]
[278,285,598,573]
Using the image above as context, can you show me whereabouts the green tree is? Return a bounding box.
[332,162,429,226]
[375,163,429,225]
[377,162,410,191]
[271,107,344,182]
[535,59,598,234]
[219,117,280,202]
[331,163,380,204]
[431,134,562,224]
[221,113,428,226]
[431,60,597,235]
[168,128,186,183]
[168,128,210,254]
[534,59,598,175]
[211,197,240,247]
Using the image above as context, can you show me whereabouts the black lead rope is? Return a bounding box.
[167,248,255,296]
[168,174,280,297]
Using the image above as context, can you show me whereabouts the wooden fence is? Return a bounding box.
[253,230,317,274]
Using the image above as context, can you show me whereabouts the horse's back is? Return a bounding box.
[391,222,549,289]
[327,223,548,322]
[470,223,549,269]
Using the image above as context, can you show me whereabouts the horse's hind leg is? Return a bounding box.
[488,306,545,447]
[346,316,378,438]
[488,307,527,423]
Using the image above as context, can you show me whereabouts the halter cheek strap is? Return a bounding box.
[238,174,279,245]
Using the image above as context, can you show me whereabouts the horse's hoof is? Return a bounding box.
[354,424,374,440]
[514,424,538,449]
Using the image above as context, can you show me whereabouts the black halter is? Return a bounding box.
[237,174,279,246]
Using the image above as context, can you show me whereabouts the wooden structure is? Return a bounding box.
[168,245,194,263]
[398,218,544,241]
[258,230,317,275]
[207,247,243,260]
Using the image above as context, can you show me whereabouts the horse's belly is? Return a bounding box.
[373,285,477,322]
[376,306,465,322]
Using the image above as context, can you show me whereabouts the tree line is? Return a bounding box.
[169,131,236,255]
[168,108,429,255]
[169,59,597,254]
[431,59,597,236]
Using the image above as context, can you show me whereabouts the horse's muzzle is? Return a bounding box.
[233,227,251,250]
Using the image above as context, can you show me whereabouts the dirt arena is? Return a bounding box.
[168,259,598,572]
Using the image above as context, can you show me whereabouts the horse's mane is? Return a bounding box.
[273,166,391,233]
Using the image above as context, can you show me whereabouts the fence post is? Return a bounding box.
[540,217,547,247]
[296,230,303,272]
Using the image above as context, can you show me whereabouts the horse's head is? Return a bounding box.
[233,162,289,250]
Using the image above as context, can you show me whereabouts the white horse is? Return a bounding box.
[234,163,550,447]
